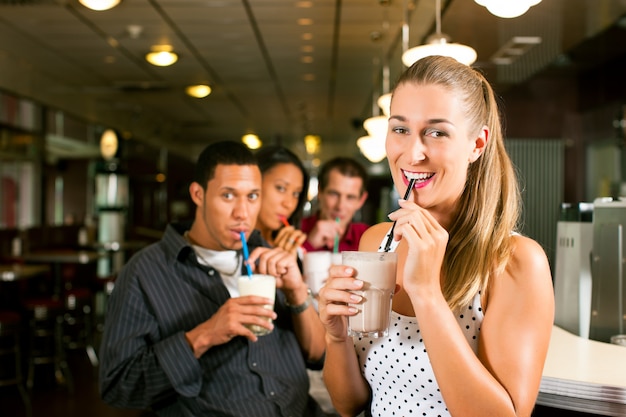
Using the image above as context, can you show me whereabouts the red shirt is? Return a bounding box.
[300,213,369,252]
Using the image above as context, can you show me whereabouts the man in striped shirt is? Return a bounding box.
[99,141,330,416]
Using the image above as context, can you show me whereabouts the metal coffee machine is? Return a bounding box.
[589,197,626,343]
[553,202,593,338]
[554,198,626,343]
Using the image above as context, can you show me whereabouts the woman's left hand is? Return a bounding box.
[387,199,449,294]
[248,246,305,292]
[274,226,307,256]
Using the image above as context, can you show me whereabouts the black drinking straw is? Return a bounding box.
[383,178,416,252]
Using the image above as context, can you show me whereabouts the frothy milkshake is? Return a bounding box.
[237,274,276,336]
[342,251,397,338]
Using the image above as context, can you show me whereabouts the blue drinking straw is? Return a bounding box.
[240,231,253,278]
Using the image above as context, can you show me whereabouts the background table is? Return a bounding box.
[0,263,50,310]
[538,326,626,416]
[22,250,102,298]
[0,264,50,282]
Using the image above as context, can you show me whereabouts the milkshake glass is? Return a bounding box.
[303,251,343,295]
[237,274,276,336]
[342,251,397,338]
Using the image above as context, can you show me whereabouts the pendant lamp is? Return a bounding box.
[79,0,121,11]
[402,0,477,67]
[475,0,541,19]
[357,135,387,163]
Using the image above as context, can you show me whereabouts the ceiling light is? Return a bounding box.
[363,116,388,139]
[402,0,477,66]
[490,36,542,65]
[79,0,121,11]
[99,129,119,160]
[185,84,212,98]
[357,136,387,163]
[475,0,541,19]
[358,116,389,163]
[304,135,321,155]
[145,45,178,67]
[242,134,262,150]
[377,93,391,117]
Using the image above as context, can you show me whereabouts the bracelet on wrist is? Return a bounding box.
[285,288,313,314]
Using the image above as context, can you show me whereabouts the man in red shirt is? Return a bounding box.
[301,157,369,252]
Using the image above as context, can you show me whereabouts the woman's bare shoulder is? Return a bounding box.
[359,222,394,251]
[484,233,554,315]
[507,234,551,282]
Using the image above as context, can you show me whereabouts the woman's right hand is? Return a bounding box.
[317,264,364,343]
[273,226,307,256]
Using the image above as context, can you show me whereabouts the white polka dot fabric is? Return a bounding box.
[358,231,484,416]
[354,293,483,416]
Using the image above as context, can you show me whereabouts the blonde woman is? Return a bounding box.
[318,56,554,417]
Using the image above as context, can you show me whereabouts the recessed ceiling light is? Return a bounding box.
[297,18,313,26]
[242,134,262,149]
[301,45,314,53]
[490,36,542,65]
[304,135,321,155]
[296,1,313,8]
[301,56,314,64]
[302,74,316,81]
[302,33,313,41]
[185,85,212,98]
[145,45,178,66]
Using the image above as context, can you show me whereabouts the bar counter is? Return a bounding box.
[538,326,626,416]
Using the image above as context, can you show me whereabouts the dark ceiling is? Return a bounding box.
[0,0,625,166]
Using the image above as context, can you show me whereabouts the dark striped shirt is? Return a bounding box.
[99,223,326,417]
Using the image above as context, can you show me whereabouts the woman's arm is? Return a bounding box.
[409,234,554,417]
[319,223,390,416]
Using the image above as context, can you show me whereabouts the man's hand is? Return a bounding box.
[184,295,276,358]
[305,219,342,250]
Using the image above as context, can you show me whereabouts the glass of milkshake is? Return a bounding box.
[303,251,343,296]
[342,251,398,338]
[237,274,276,336]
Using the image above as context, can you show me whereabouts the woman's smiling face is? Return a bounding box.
[385,82,487,223]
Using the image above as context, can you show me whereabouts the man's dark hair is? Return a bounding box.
[194,141,257,189]
[318,157,368,195]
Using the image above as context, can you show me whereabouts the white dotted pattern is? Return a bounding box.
[359,233,484,416]
[354,293,483,416]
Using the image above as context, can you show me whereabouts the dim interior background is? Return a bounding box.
[1,0,626,416]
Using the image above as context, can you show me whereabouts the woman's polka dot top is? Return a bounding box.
[354,292,483,416]
[357,230,484,416]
